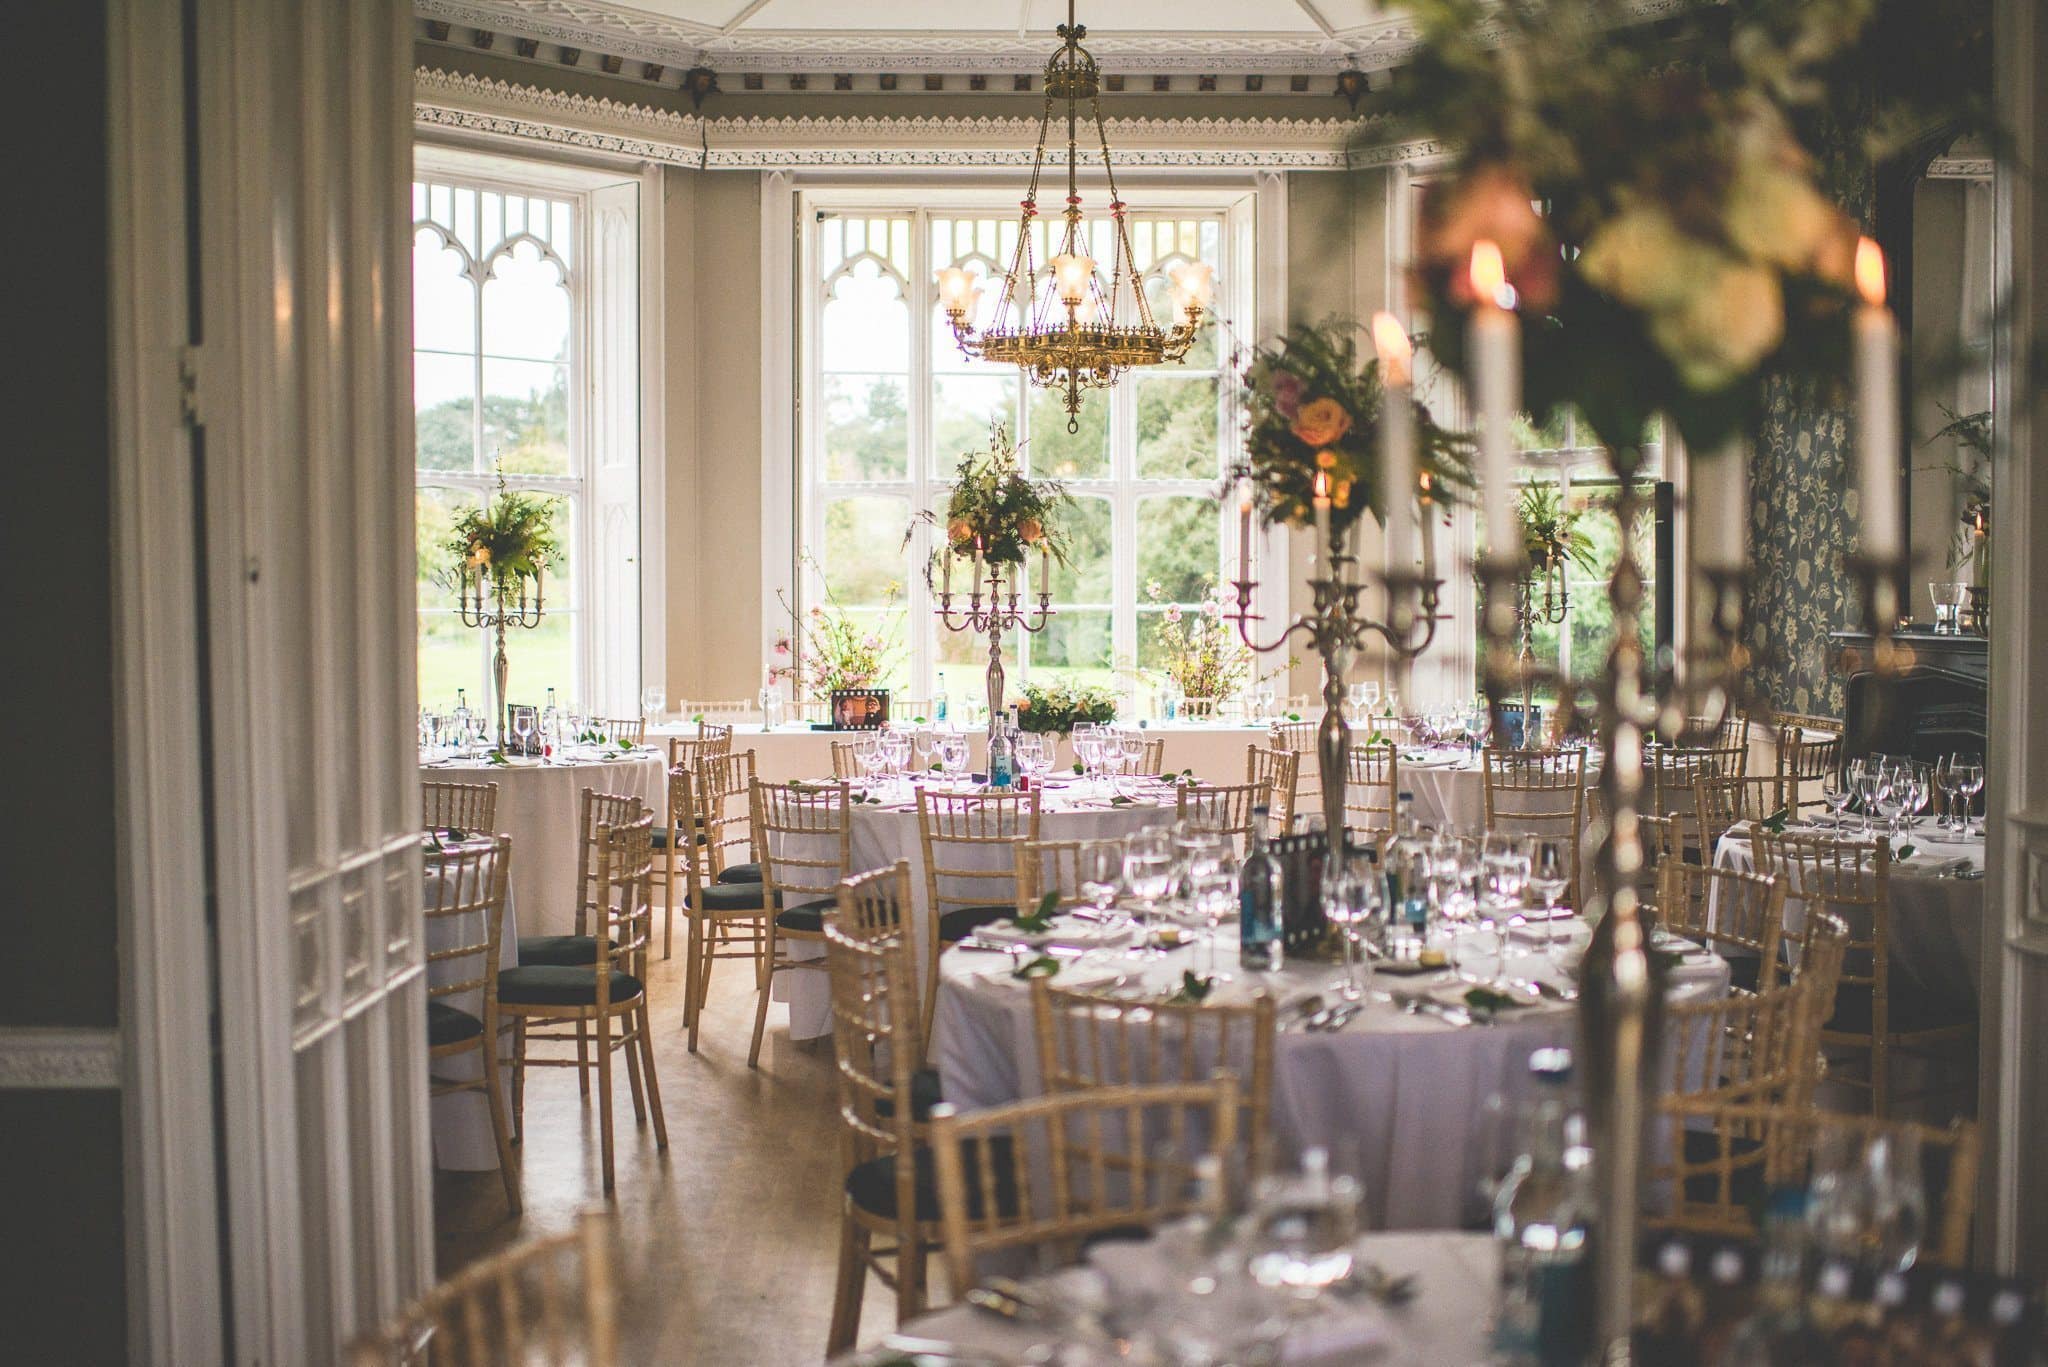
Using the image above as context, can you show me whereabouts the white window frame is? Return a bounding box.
[789,182,1272,701]
[410,145,649,714]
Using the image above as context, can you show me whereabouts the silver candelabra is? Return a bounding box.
[457,567,544,751]
[933,563,1054,737]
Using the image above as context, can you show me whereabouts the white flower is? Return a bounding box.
[1577,202,1722,313]
[1724,159,1841,274]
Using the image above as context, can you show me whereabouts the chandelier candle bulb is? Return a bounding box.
[1468,242,1521,561]
[1371,312,1418,577]
[1853,237,1902,560]
[1051,252,1094,306]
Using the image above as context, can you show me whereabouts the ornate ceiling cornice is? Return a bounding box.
[416,0,1413,73]
[413,66,1407,169]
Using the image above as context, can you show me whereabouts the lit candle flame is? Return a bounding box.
[1313,471,1332,503]
[1469,240,1508,307]
[1371,311,1413,387]
[1854,237,1886,308]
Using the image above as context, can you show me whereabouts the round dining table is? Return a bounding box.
[932,916,1728,1231]
[772,775,1180,1041]
[417,748,666,937]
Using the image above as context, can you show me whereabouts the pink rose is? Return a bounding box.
[1272,369,1304,421]
[1164,604,1184,625]
[1201,599,1221,618]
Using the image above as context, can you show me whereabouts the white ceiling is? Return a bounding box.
[418,0,1415,71]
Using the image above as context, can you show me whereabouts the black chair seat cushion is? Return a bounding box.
[938,904,1015,943]
[427,1000,484,1047]
[1680,1130,1766,1214]
[773,899,837,934]
[691,882,772,914]
[845,1136,1020,1223]
[872,1067,944,1123]
[716,862,764,884]
[1824,984,1976,1039]
[518,934,611,968]
[497,965,644,1007]
[649,826,710,851]
[1725,955,1762,995]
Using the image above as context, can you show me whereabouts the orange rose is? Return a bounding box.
[1314,449,1338,469]
[1291,398,1353,448]
[1419,164,1560,311]
[946,517,973,546]
[1018,517,1044,544]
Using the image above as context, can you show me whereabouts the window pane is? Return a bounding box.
[414,357,474,472]
[822,495,909,604]
[1026,387,1108,479]
[1049,496,1111,604]
[933,373,1018,470]
[417,610,478,710]
[1136,495,1221,604]
[823,375,910,481]
[1135,375,1220,480]
[821,258,909,373]
[482,240,569,363]
[1030,610,1113,686]
[481,359,569,475]
[413,230,474,354]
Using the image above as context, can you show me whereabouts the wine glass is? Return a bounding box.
[912,725,938,778]
[1117,727,1145,783]
[1527,838,1571,967]
[938,732,970,781]
[882,729,911,780]
[1856,762,1890,838]
[1078,840,1125,919]
[1246,1150,1361,1301]
[1954,754,1984,835]
[511,708,535,758]
[1932,754,1959,834]
[1820,765,1853,828]
[1191,854,1239,980]
[1324,856,1382,1000]
[641,685,666,729]
[1122,830,1177,957]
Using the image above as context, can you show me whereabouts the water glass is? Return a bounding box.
[1077,840,1124,918]
[1246,1151,1361,1301]
[1123,830,1177,955]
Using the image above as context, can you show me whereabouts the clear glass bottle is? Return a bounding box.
[988,709,1014,789]
[935,669,948,722]
[1238,807,1284,971]
[1491,1047,1594,1367]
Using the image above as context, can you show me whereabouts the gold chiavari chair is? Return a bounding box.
[831,739,862,780]
[927,1080,1239,1301]
[423,834,519,1214]
[1342,741,1400,839]
[518,790,643,1092]
[1138,735,1168,776]
[749,779,854,1069]
[1636,813,1682,917]
[653,731,734,912]
[1176,779,1269,854]
[1016,838,1090,911]
[1777,720,1845,817]
[677,753,772,1052]
[1680,712,1751,748]
[664,730,730,775]
[1245,744,1300,836]
[346,1209,616,1366]
[1650,743,1747,856]
[587,716,646,745]
[421,779,498,833]
[1647,939,1845,1240]
[501,814,667,1195]
[1652,1103,1978,1266]
[822,863,934,1353]
[1690,772,1790,864]
[1031,977,1277,1180]
[916,789,1042,1041]
[1269,719,1317,755]
[676,698,753,722]
[1658,861,1787,995]
[1482,748,1587,908]
[1753,832,1975,1117]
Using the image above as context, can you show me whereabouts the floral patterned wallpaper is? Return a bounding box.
[1742,106,1873,719]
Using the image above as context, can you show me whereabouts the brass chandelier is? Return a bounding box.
[937,0,1213,432]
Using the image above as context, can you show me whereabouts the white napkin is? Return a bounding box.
[1895,850,1970,875]
[974,918,1132,949]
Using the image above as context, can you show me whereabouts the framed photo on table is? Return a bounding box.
[505,703,541,755]
[829,689,890,731]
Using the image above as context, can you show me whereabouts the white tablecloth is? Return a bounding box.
[772,778,1179,1041]
[1712,818,1985,1006]
[842,1231,1500,1365]
[933,922,1727,1231]
[418,751,666,937]
[648,719,1280,788]
[423,838,520,1172]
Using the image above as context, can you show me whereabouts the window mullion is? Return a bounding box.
[911,210,934,699]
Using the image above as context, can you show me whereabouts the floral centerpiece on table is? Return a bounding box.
[910,424,1072,575]
[1015,679,1119,736]
[1241,320,1473,536]
[1384,0,1874,454]
[1145,580,1284,707]
[442,483,560,592]
[772,558,904,697]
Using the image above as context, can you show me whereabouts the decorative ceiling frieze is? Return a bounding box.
[413,65,1425,169]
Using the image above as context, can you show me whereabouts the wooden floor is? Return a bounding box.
[433,943,893,1364]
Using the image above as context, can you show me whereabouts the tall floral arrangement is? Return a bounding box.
[443,482,560,591]
[1517,485,1599,576]
[1384,0,1876,455]
[1241,321,1473,535]
[772,558,904,697]
[1144,581,1280,700]
[910,424,1072,571]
